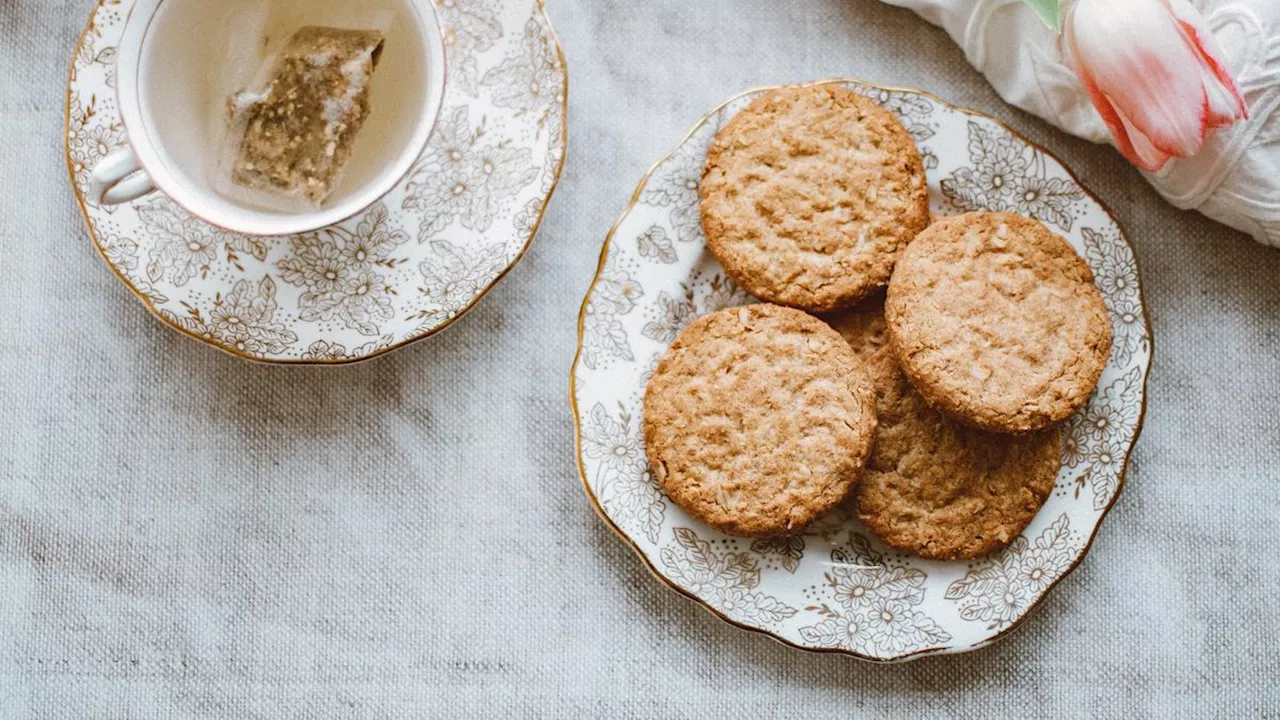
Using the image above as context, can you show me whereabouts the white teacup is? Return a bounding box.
[90,0,447,236]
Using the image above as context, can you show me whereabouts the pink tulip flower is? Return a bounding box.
[1064,0,1248,172]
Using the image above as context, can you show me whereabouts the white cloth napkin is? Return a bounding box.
[881,0,1280,248]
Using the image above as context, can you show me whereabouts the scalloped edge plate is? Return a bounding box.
[571,79,1152,662]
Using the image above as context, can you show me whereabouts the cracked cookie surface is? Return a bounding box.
[829,297,1060,560]
[642,304,877,538]
[699,84,930,313]
[886,212,1112,434]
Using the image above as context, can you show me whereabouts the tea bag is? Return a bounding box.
[221,25,387,210]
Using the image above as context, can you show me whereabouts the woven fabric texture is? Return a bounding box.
[0,1,1277,717]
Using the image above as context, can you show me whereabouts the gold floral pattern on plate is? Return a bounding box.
[571,80,1153,662]
[66,0,567,363]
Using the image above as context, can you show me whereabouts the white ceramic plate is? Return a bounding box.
[66,0,566,363]
[572,80,1152,662]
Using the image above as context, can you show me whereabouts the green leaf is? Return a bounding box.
[1021,0,1060,31]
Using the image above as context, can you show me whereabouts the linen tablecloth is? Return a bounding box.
[1,1,1278,716]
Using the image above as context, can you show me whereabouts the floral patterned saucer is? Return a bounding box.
[571,80,1152,662]
[66,0,566,363]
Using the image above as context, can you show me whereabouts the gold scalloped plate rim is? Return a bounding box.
[569,78,1154,663]
[65,0,569,366]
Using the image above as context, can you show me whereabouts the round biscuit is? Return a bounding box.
[643,304,877,537]
[828,298,1061,560]
[886,211,1112,434]
[699,85,930,313]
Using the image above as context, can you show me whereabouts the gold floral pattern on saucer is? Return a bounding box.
[66,0,567,363]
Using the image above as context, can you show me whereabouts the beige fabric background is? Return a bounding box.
[1,0,1278,717]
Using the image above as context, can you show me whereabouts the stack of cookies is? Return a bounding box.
[643,84,1113,561]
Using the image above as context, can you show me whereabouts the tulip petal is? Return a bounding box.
[1075,68,1140,165]
[1117,106,1177,172]
[1077,68,1173,172]
[1068,0,1210,158]
[1164,0,1249,123]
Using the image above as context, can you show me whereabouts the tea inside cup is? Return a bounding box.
[123,0,444,235]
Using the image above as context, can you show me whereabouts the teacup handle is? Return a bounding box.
[90,146,157,206]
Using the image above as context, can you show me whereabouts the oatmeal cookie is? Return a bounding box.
[886,211,1111,434]
[829,297,1061,560]
[643,304,877,537]
[700,84,930,313]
